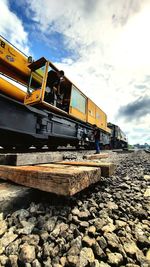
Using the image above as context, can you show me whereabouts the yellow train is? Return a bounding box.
[0,36,126,150]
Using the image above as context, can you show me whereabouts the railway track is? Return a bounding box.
[0,146,95,154]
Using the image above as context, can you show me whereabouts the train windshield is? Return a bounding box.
[28,58,46,93]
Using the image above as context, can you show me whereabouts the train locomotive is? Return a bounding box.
[0,36,127,150]
[108,123,128,149]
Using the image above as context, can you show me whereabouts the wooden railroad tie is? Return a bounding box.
[0,152,63,166]
[112,149,134,153]
[49,161,115,178]
[83,153,109,160]
[0,164,101,196]
[0,160,115,196]
[39,161,115,177]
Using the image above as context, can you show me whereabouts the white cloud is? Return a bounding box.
[24,0,150,144]
[0,0,30,54]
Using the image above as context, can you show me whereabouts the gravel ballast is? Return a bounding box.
[0,150,149,267]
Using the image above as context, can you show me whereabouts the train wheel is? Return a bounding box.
[75,144,80,150]
[48,145,58,151]
[35,145,43,150]
[2,145,13,150]
[14,144,31,150]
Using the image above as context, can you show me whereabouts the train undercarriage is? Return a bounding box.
[0,93,98,150]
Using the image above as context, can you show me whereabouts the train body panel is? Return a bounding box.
[87,99,96,125]
[95,106,107,132]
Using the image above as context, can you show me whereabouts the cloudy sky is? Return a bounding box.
[1,0,150,144]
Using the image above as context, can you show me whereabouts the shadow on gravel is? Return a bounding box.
[2,178,107,216]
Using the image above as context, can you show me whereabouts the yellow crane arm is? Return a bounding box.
[0,76,26,102]
[0,36,31,85]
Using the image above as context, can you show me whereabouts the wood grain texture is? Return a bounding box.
[48,161,115,177]
[0,165,101,196]
[0,152,63,166]
[83,153,109,160]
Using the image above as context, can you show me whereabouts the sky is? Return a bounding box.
[0,0,150,145]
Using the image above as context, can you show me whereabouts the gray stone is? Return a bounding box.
[126,264,140,267]
[146,249,150,262]
[58,222,69,237]
[107,252,123,265]
[106,201,118,210]
[71,236,82,247]
[25,264,32,267]
[72,207,80,216]
[50,224,61,239]
[40,231,49,242]
[5,239,20,255]
[134,225,150,246]
[115,220,127,228]
[60,256,67,266]
[104,232,120,248]
[144,175,150,180]
[82,235,96,247]
[72,215,80,224]
[80,221,90,229]
[43,217,57,232]
[43,257,52,267]
[123,240,139,256]
[99,261,111,267]
[12,209,30,220]
[19,244,36,263]
[67,255,79,266]
[16,220,34,235]
[67,244,81,256]
[0,220,7,236]
[32,259,42,267]
[0,232,18,254]
[144,187,150,197]
[51,245,59,258]
[21,234,40,246]
[0,255,8,266]
[79,247,95,267]
[92,242,106,259]
[0,213,4,220]
[91,259,100,267]
[96,236,107,250]
[120,182,131,189]
[9,255,18,267]
[78,210,90,219]
[102,223,116,233]
[43,243,50,258]
[92,218,106,231]
[88,226,96,236]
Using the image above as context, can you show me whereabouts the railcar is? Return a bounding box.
[0,36,111,150]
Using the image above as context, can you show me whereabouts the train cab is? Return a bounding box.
[24,57,87,122]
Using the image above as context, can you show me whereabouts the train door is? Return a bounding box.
[24,57,72,114]
[24,57,48,105]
